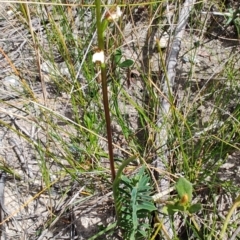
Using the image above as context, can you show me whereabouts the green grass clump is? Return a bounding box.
[0,0,239,239]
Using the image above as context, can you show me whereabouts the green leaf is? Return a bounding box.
[131,187,138,230]
[162,205,169,215]
[130,232,135,240]
[176,177,193,203]
[83,114,90,126]
[114,49,122,65]
[162,203,184,215]
[119,188,131,198]
[233,17,240,38]
[118,59,134,68]
[113,159,153,239]
[225,8,234,26]
[138,229,148,237]
[136,202,157,212]
[138,174,150,186]
[188,203,202,214]
[121,175,132,185]
[101,19,109,33]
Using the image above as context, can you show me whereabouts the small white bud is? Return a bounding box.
[105,6,122,21]
[92,50,104,64]
[155,33,169,49]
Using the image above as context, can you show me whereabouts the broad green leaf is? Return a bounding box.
[162,205,169,215]
[162,203,185,215]
[118,59,134,68]
[176,177,193,203]
[188,203,202,213]
[114,49,122,64]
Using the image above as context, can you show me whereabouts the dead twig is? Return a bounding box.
[22,3,48,102]
[230,225,240,240]
[8,138,34,179]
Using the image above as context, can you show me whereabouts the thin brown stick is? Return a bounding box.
[23,3,48,102]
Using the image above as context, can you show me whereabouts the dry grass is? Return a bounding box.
[0,0,239,239]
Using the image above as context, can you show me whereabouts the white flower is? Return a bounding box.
[115,6,123,18]
[105,6,122,21]
[155,33,169,49]
[92,50,104,63]
[159,37,168,48]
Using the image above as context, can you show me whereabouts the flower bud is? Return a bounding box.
[92,50,104,64]
[105,6,122,21]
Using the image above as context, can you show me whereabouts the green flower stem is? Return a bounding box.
[95,0,104,49]
[95,0,115,181]
[220,194,240,239]
[113,154,139,218]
